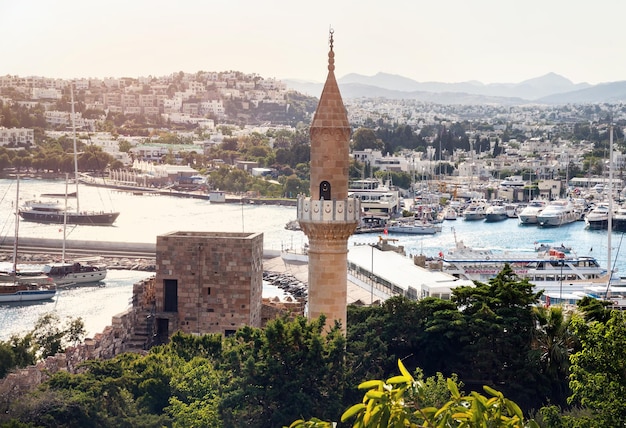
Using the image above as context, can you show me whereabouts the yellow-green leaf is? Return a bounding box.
[341,403,366,422]
[387,375,411,385]
[483,384,503,398]
[398,359,412,379]
[447,378,460,399]
[504,398,524,419]
[358,379,384,390]
[365,390,385,400]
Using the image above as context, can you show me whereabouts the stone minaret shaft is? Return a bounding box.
[297,31,360,333]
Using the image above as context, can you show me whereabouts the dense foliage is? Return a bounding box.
[2,267,626,427]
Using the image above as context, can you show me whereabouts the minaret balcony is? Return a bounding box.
[297,196,360,224]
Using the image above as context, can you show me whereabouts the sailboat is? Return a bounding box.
[0,176,56,303]
[18,84,120,226]
[40,175,108,286]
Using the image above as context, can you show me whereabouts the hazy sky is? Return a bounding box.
[2,0,624,85]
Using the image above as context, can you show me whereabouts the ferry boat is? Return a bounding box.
[439,239,612,295]
[536,199,579,227]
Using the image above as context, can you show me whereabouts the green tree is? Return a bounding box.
[30,313,85,359]
[451,265,544,409]
[352,128,384,151]
[568,310,626,426]
[532,305,577,406]
[220,315,347,428]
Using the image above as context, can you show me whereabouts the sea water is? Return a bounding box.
[0,178,623,340]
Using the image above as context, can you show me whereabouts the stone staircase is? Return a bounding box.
[125,309,154,351]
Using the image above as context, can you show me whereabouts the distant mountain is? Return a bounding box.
[283,72,626,104]
[537,80,626,103]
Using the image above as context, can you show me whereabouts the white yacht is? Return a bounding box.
[349,179,401,217]
[462,200,488,221]
[484,205,508,222]
[585,202,611,230]
[536,199,579,227]
[517,200,546,225]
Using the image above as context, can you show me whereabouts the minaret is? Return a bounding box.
[297,30,360,333]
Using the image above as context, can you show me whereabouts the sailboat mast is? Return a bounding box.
[70,83,80,213]
[62,173,68,262]
[13,175,19,273]
[608,126,613,279]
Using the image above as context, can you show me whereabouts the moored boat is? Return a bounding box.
[0,281,56,303]
[439,239,612,295]
[18,85,119,226]
[484,205,508,222]
[42,258,107,286]
[585,202,611,229]
[19,200,120,225]
[386,220,441,235]
[536,199,579,227]
[462,200,488,221]
[518,200,546,225]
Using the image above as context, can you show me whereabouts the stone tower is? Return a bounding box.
[297,31,360,333]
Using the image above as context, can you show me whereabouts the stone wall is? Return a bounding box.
[155,231,264,336]
[0,276,156,409]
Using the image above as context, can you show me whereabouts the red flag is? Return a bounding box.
[383,228,388,235]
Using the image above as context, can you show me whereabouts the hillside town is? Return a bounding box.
[0,71,625,204]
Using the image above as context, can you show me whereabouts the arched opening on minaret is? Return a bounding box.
[319,180,331,200]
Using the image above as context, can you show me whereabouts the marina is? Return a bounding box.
[2,178,626,340]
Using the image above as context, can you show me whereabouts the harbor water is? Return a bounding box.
[1,178,624,340]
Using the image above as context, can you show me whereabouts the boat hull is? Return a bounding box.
[585,218,608,229]
[484,214,507,222]
[0,288,56,303]
[518,215,538,224]
[386,225,440,234]
[19,211,120,225]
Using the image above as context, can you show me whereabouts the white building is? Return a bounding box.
[0,127,34,146]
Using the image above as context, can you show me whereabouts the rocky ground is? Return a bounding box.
[0,252,156,271]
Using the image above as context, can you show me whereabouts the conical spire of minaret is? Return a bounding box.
[310,29,350,131]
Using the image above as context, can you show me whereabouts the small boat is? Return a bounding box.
[534,242,572,253]
[441,207,458,221]
[484,205,508,222]
[505,203,522,219]
[0,175,58,303]
[385,219,441,235]
[0,282,56,303]
[42,258,107,286]
[284,219,302,231]
[355,215,388,234]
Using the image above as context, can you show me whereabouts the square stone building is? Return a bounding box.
[154,231,264,339]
